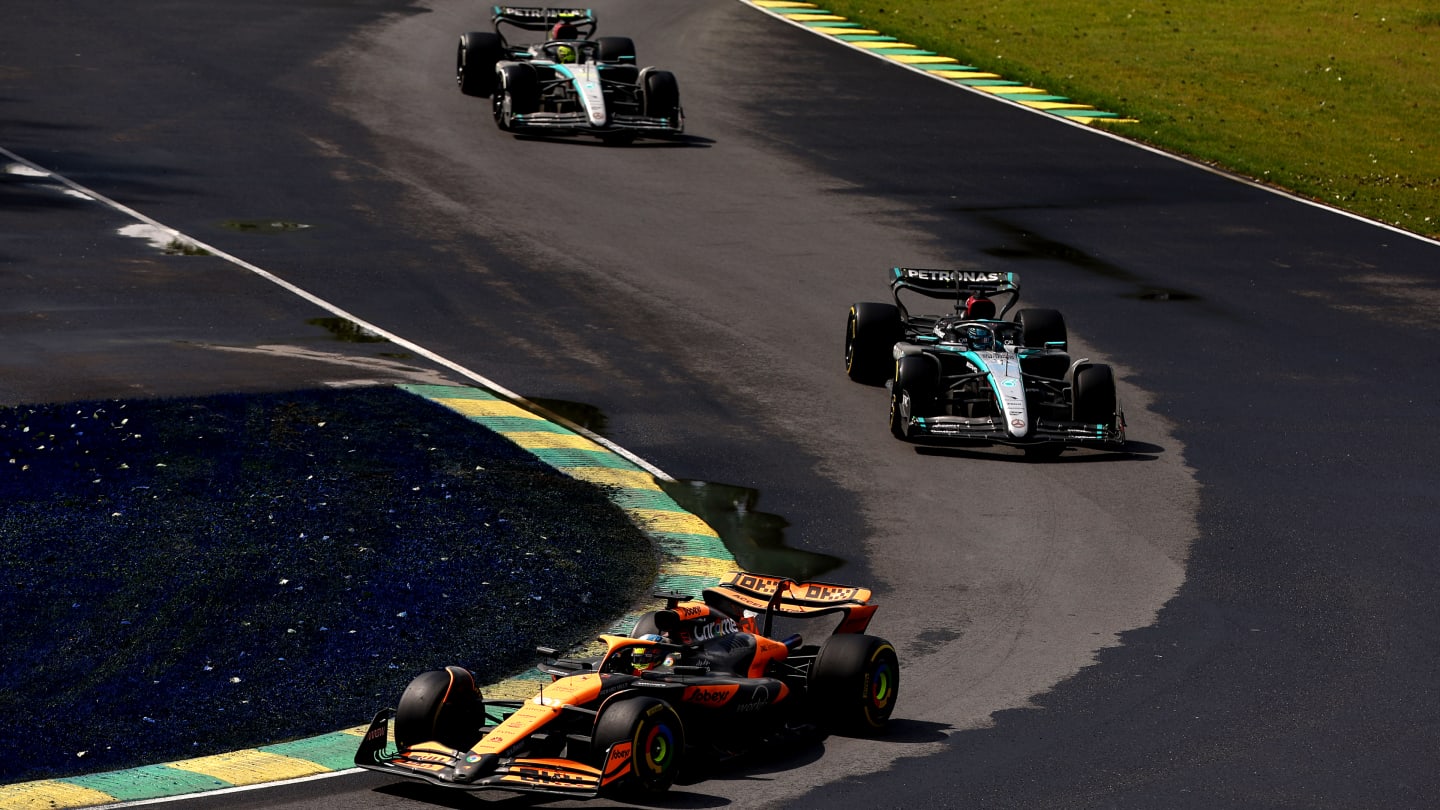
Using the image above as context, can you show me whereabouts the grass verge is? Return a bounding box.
[813,0,1439,237]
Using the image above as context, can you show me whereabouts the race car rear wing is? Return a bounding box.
[699,571,878,636]
[890,267,1021,320]
[491,5,597,38]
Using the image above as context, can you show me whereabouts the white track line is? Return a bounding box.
[1,144,672,480]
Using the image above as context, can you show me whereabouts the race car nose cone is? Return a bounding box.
[453,752,498,783]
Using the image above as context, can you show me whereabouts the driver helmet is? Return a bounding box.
[965,325,994,350]
[554,44,576,63]
[633,634,667,673]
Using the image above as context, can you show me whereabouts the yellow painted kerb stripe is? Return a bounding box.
[628,508,719,536]
[668,556,742,579]
[562,466,662,491]
[432,397,544,421]
[502,431,604,452]
[1019,101,1096,111]
[165,750,328,785]
[887,55,961,64]
[0,781,117,809]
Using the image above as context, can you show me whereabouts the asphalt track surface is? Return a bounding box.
[4,1,1440,807]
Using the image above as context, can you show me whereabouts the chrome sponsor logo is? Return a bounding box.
[899,268,1004,283]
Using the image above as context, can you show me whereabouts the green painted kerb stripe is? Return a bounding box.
[656,532,733,559]
[468,416,572,434]
[61,764,229,802]
[259,732,361,772]
[526,447,642,469]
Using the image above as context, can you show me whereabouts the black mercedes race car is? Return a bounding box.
[846,268,1126,455]
[455,5,683,145]
[355,571,898,799]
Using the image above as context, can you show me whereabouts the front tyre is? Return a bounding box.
[1072,363,1118,425]
[641,69,681,121]
[809,634,899,735]
[493,64,538,132]
[592,697,685,796]
[890,354,935,440]
[394,666,484,751]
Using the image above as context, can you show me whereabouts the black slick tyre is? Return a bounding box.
[889,354,934,440]
[394,666,483,751]
[457,32,501,97]
[1072,363,1118,424]
[595,36,636,64]
[809,634,899,735]
[630,611,661,638]
[1017,308,1067,349]
[592,697,684,796]
[641,69,680,120]
[493,64,538,131]
[846,302,902,385]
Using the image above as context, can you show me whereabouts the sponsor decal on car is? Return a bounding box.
[898,268,1004,283]
[683,683,739,706]
[679,616,738,644]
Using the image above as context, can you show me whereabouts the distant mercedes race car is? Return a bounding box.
[845,268,1126,455]
[455,6,684,145]
[355,571,898,799]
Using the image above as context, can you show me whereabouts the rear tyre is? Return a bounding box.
[394,666,484,751]
[641,69,681,120]
[1072,363,1118,424]
[846,302,902,385]
[809,634,899,735]
[457,32,502,97]
[592,697,685,796]
[630,612,661,638]
[1020,351,1070,380]
[596,36,637,64]
[1017,308,1067,349]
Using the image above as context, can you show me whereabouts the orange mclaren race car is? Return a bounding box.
[354,571,899,799]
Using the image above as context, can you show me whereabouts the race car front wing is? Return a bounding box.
[906,414,1125,447]
[510,110,683,134]
[354,708,630,797]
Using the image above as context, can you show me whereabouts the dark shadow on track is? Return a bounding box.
[508,133,714,148]
[912,441,1162,463]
